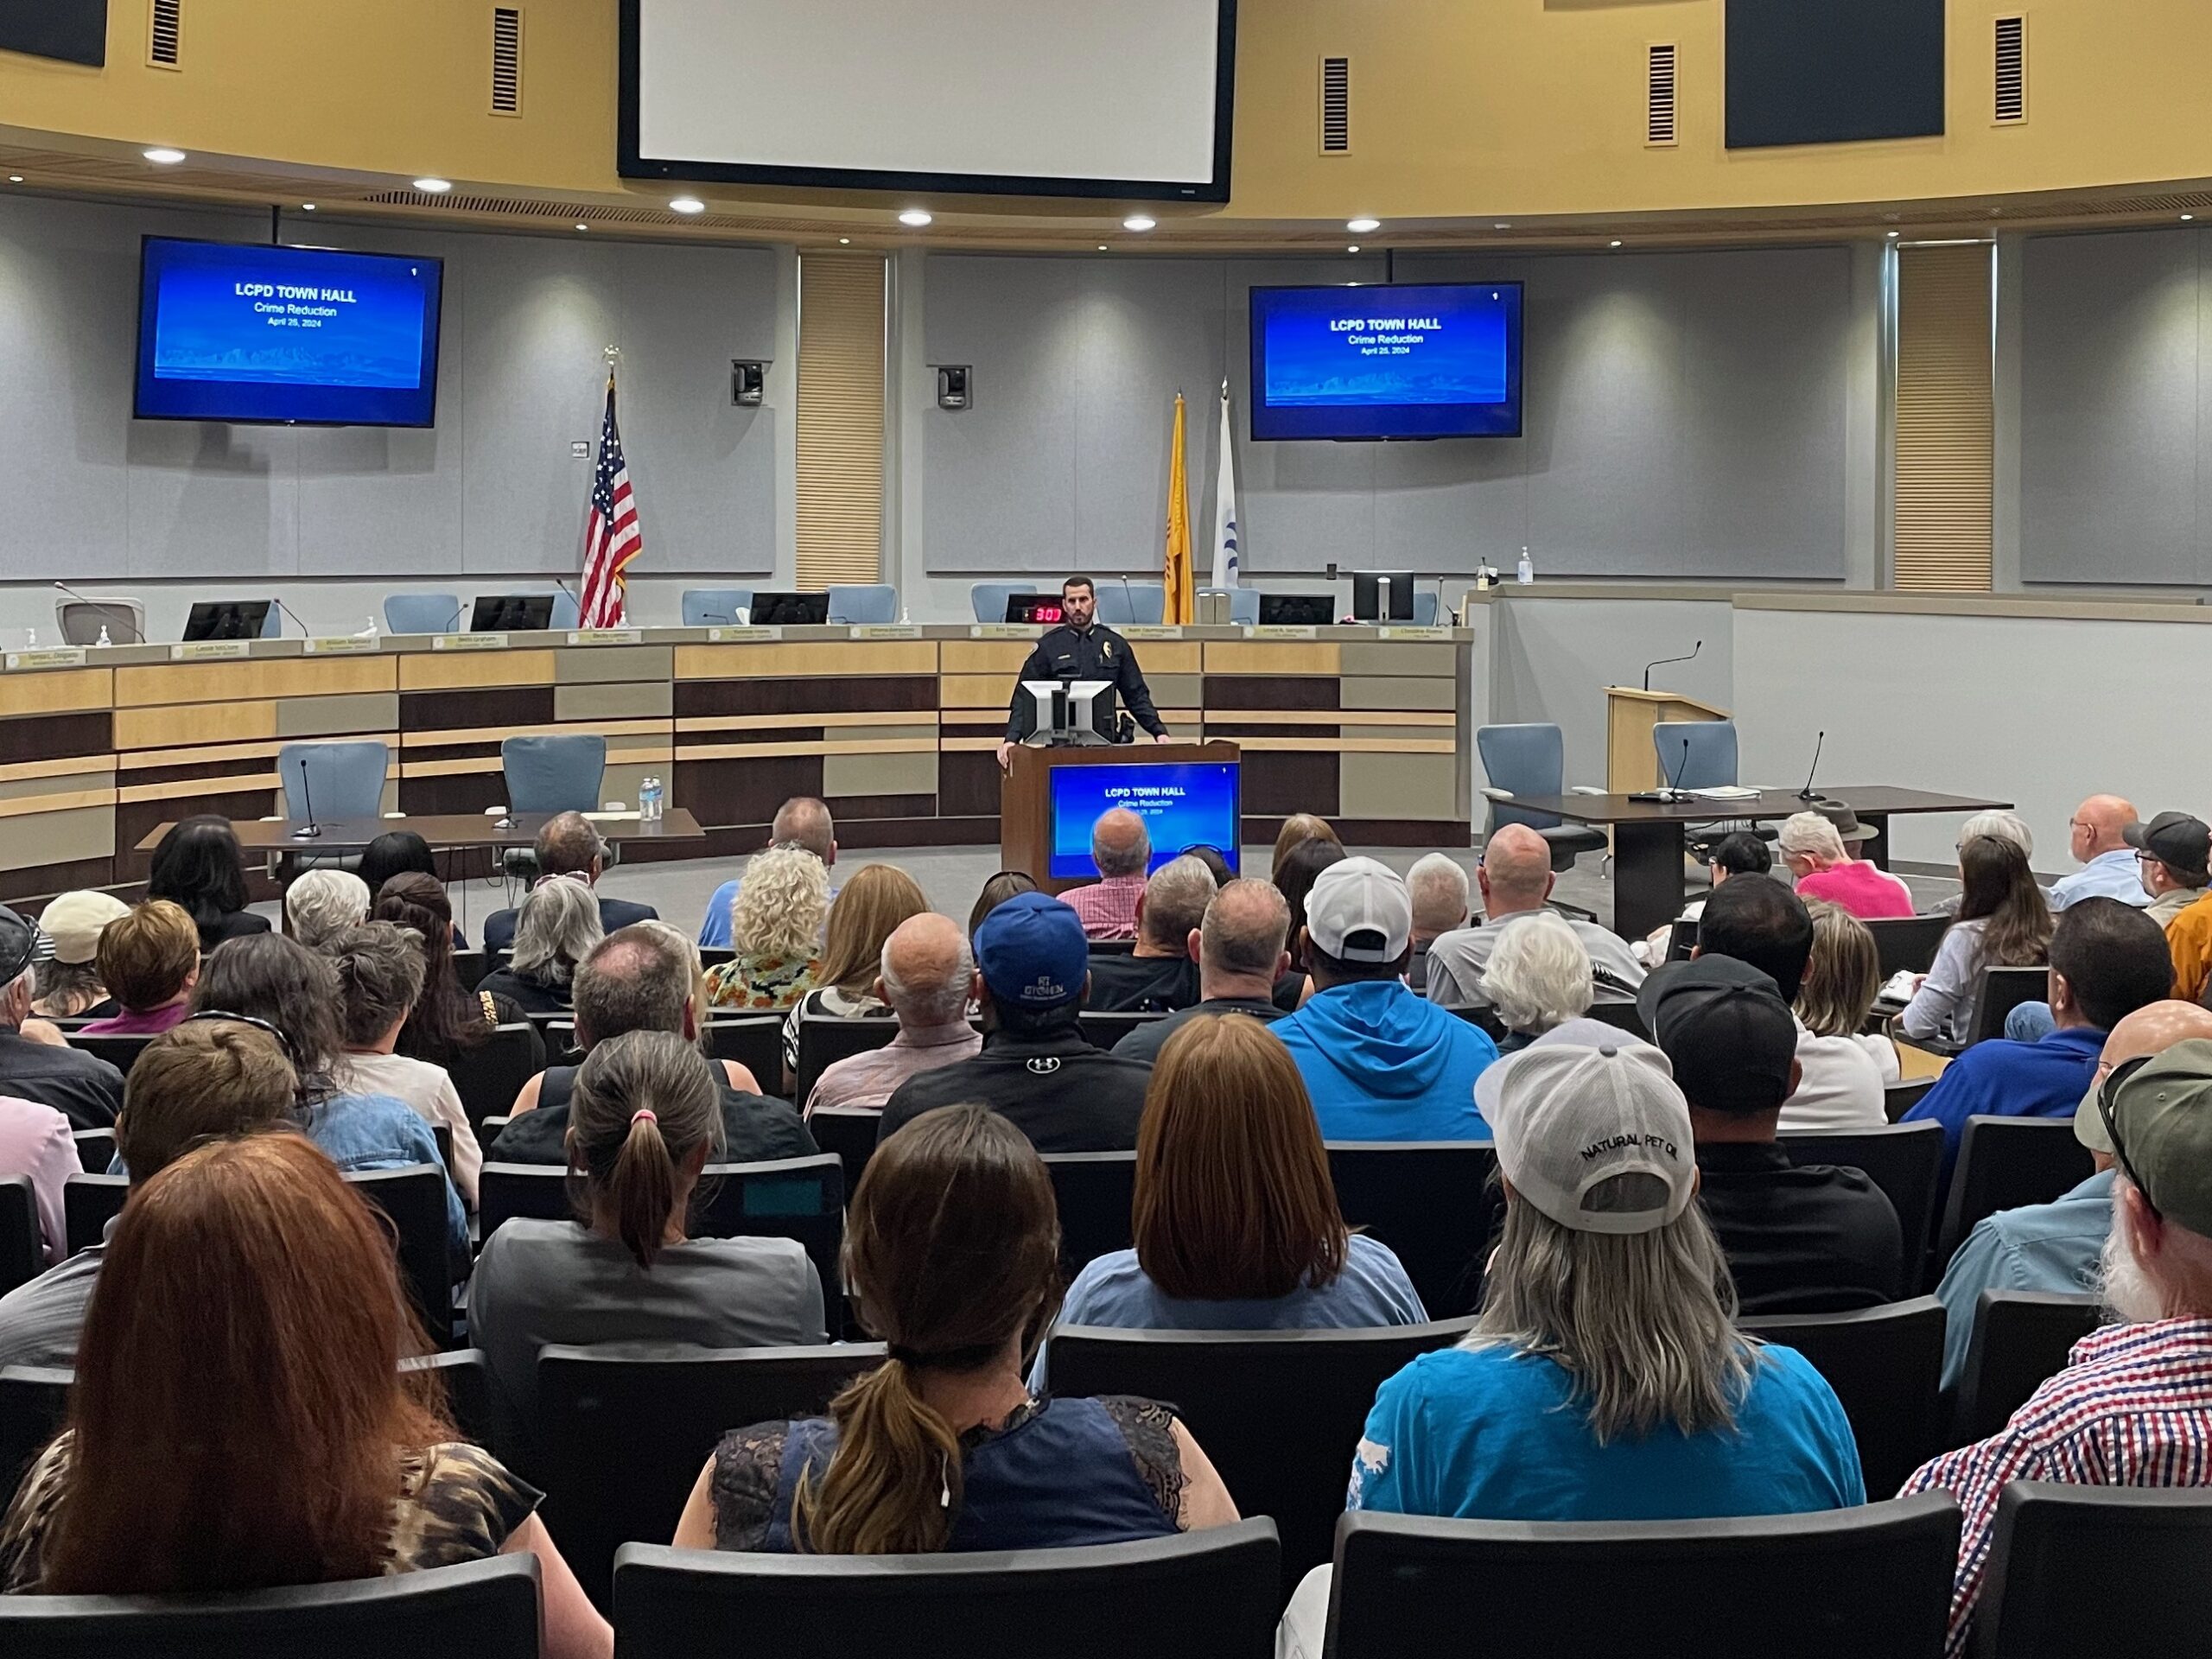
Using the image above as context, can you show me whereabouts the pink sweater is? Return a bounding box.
[1796,860,1916,920]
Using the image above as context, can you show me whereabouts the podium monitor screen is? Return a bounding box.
[1048,761,1241,881]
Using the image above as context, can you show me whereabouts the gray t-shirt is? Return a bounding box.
[0,1248,101,1370]
[1424,912,1648,1009]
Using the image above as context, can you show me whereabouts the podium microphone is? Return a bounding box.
[289,755,323,841]
[1642,640,1702,693]
[51,582,143,644]
[1797,730,1827,802]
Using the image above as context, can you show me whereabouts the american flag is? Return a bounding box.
[578,373,641,627]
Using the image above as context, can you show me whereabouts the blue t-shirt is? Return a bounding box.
[1349,1341,1865,1522]
[1901,1025,2105,1180]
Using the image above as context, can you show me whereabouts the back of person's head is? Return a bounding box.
[147,814,249,926]
[795,1104,1062,1554]
[972,890,1089,1036]
[817,864,928,994]
[1274,836,1348,970]
[1957,833,2054,969]
[1640,956,1799,1118]
[283,868,369,949]
[369,874,481,1061]
[1796,900,1882,1039]
[1407,853,1471,938]
[1302,856,1414,987]
[730,842,831,960]
[1139,855,1217,950]
[1271,813,1340,882]
[1485,912,1594,1034]
[372,870,452,940]
[1961,810,2034,862]
[1136,1014,1344,1299]
[1708,832,1773,879]
[968,870,1038,940]
[567,1029,725,1269]
[193,933,346,1098]
[48,1132,446,1594]
[772,796,836,863]
[1477,823,1554,912]
[355,830,437,898]
[34,892,130,1010]
[97,899,200,1015]
[573,923,694,1046]
[1696,874,1815,1003]
[321,922,426,1048]
[1177,844,1235,887]
[1199,879,1290,982]
[1090,807,1151,880]
[535,810,605,881]
[2051,897,2175,1033]
[878,912,972,1031]
[512,875,605,986]
[1776,810,1848,870]
[116,1020,298,1184]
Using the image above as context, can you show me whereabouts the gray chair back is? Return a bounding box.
[499,734,606,814]
[1974,1483,2212,1658]
[279,741,389,822]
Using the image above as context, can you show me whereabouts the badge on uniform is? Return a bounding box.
[1102,640,1114,661]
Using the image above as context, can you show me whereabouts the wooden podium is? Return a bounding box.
[1603,688,1731,793]
[1002,740,1242,894]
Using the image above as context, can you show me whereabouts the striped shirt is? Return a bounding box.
[1901,1317,2212,1656]
[1059,874,1147,942]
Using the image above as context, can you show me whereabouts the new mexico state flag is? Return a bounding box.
[1162,391,1195,624]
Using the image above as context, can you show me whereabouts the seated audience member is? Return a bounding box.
[968,869,1038,940]
[146,815,270,950]
[1426,824,1645,1008]
[2133,812,2212,1001]
[673,1103,1236,1554]
[0,906,124,1129]
[877,892,1151,1152]
[472,1031,826,1446]
[1904,1038,2212,1656]
[1177,843,1236,888]
[1405,854,1470,995]
[0,1133,610,1659]
[1778,808,1914,920]
[478,877,604,1015]
[1272,858,1500,1141]
[704,842,830,1011]
[1636,832,1770,966]
[326,922,481,1207]
[1084,855,1213,1014]
[28,891,129,1019]
[356,830,468,949]
[700,796,838,950]
[1697,874,1886,1135]
[1042,1014,1425,1382]
[805,913,981,1114]
[1900,834,2053,1046]
[1113,880,1293,1065]
[779,863,928,1087]
[492,924,811,1164]
[482,811,657,955]
[1905,898,2175,1177]
[1930,811,2039,920]
[283,867,370,948]
[1640,955,1904,1311]
[1271,835,1348,1011]
[78,900,200,1037]
[1933,1000,2212,1390]
[1788,901,1900,1129]
[2050,792,2150,909]
[0,1090,71,1268]
[1059,808,1153,942]
[1272,813,1341,882]
[1481,911,1594,1054]
[0,1019,298,1368]
[192,933,468,1266]
[372,872,542,1071]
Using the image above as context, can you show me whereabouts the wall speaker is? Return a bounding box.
[937,365,971,410]
[730,360,766,405]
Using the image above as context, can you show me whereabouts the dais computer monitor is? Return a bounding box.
[1257,594,1335,627]
[1352,570,1418,622]
[181,601,271,641]
[751,591,831,626]
[1046,760,1242,881]
[469,594,556,632]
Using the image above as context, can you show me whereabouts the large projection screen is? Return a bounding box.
[619,0,1236,202]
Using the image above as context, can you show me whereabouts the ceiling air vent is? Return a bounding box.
[492,8,523,116]
[148,0,181,68]
[1319,56,1350,155]
[1993,16,2025,124]
[1646,43,1678,146]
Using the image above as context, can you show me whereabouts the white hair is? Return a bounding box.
[3,962,35,1017]
[1777,811,1847,865]
[512,875,606,987]
[285,868,371,948]
[1484,912,1593,1034]
[1408,853,1471,934]
[1962,810,2034,861]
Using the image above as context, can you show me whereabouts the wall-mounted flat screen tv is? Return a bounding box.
[1249,282,1522,441]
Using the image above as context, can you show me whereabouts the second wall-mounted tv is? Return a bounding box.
[1249,282,1522,442]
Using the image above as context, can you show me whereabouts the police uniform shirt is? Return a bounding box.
[1005,622,1166,742]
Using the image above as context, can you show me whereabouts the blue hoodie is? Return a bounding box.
[1272,980,1498,1141]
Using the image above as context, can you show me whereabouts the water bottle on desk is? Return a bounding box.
[639,777,663,823]
[1516,546,1534,586]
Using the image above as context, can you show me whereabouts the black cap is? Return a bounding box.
[2125,812,2210,885]
[1637,954,1798,1116]
[0,905,38,986]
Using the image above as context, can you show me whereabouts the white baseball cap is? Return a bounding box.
[1484,1040,1697,1236]
[1303,855,1412,963]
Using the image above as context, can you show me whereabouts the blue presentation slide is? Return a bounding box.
[1249,282,1522,440]
[1048,762,1242,881]
[135,238,443,426]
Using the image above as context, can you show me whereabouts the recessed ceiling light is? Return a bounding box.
[1347,244,1361,253]
[575,222,589,232]
[1347,216,1380,234]
[1122,214,1156,232]
[2185,214,2196,223]
[899,208,933,226]
[1097,245,1109,251]
[6,176,21,184]
[838,237,850,245]
[300,202,316,212]
[412,176,452,194]
[670,196,706,214]
[1494,221,1510,230]
[1609,239,1623,248]
[143,147,187,165]
[1886,230,1900,238]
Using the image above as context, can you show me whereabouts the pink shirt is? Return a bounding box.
[0,1095,78,1265]
[1058,874,1147,942]
[1796,860,1916,920]
[77,1002,190,1037]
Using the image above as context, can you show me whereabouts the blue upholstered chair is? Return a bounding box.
[259,602,283,638]
[1096,581,1166,626]
[1412,591,1442,626]
[1198,587,1262,625]
[501,734,606,815]
[681,588,755,626]
[1652,720,1739,791]
[970,582,1039,622]
[827,584,899,624]
[278,741,389,823]
[383,593,464,635]
[1477,722,1607,917]
[550,589,582,630]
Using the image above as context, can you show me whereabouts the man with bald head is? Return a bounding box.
[1059,807,1152,941]
[1086,855,1213,1013]
[1113,879,1294,1064]
[1931,998,2212,1388]
[803,912,981,1113]
[2051,793,2151,910]
[699,797,839,948]
[1424,823,1646,1009]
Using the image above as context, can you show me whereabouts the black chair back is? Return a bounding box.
[449,949,488,989]
[1739,1296,1947,1495]
[1778,1121,1945,1281]
[0,1363,67,1491]
[1885,1077,1936,1122]
[0,1178,41,1297]
[612,1521,1283,1659]
[1041,1153,1137,1277]
[0,1552,541,1659]
[1324,1497,1960,1659]
[1087,938,1138,956]
[540,1341,887,1610]
[63,1033,152,1077]
[1864,915,1951,979]
[401,1348,497,1446]
[1966,965,2055,1048]
[1665,916,1699,962]
[703,1016,785,1088]
[808,1106,882,1200]
[1937,1116,2095,1262]
[477,1162,576,1235]
[346,1166,454,1347]
[1974,1482,2212,1658]
[448,1025,542,1132]
[792,1014,897,1105]
[1448,1004,1508,1040]
[69,1129,113,1174]
[1051,1319,1477,1592]
[698,946,736,970]
[1325,1141,1499,1319]
[1077,1009,1164,1050]
[1583,999,1649,1038]
[1954,1289,2104,1445]
[62,1173,125,1257]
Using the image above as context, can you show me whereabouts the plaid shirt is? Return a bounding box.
[1058,874,1147,942]
[1901,1317,2212,1656]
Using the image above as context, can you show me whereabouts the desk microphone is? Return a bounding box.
[552,575,585,626]
[435,601,467,635]
[51,582,144,643]
[289,755,322,841]
[1642,640,1702,693]
[269,596,313,639]
[1797,730,1827,802]
[1114,573,1135,624]
[1630,737,1695,804]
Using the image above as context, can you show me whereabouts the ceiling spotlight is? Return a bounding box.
[1098,244,1109,251]
[6,175,21,184]
[301,202,316,212]
[1122,214,1156,232]
[838,237,850,245]
[670,196,706,214]
[899,208,933,226]
[412,176,452,194]
[1494,221,1511,230]
[575,222,589,232]
[1609,239,1623,248]
[1886,230,1900,238]
[2185,214,2197,223]
[143,147,187,165]
[1347,216,1380,233]
[1347,244,1361,253]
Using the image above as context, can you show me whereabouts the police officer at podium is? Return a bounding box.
[997,575,1173,772]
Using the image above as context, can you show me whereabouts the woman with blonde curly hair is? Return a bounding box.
[706,843,830,1011]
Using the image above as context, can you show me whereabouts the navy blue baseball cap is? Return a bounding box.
[974,890,1089,1009]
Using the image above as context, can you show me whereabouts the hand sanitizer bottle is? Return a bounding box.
[1516,546,1534,585]
[95,624,111,647]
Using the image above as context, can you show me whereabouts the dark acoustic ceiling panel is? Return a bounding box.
[1726,0,1943,149]
[0,0,107,67]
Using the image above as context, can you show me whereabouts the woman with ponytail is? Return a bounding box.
[468,1030,827,1461]
[673,1103,1238,1556]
